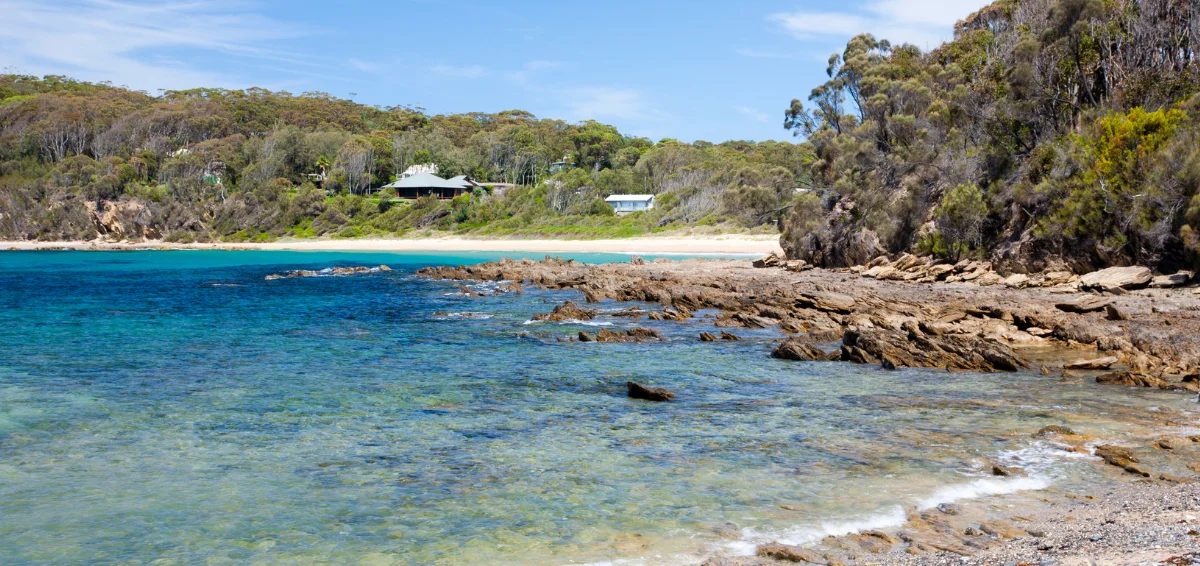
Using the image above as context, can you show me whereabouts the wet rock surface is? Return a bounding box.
[419,256,1200,384]
[416,256,1200,565]
[626,381,674,402]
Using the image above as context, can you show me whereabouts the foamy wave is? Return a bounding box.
[917,476,1049,510]
[521,319,613,326]
[434,312,493,320]
[730,506,907,554]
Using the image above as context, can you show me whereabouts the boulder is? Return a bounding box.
[534,301,597,321]
[699,332,718,342]
[1150,271,1193,288]
[1094,444,1151,477]
[720,331,741,341]
[1064,356,1120,370]
[1033,425,1076,437]
[1004,274,1031,289]
[752,254,782,268]
[1079,266,1152,291]
[841,326,1027,372]
[1105,304,1130,321]
[1055,295,1111,314]
[627,382,674,402]
[755,542,823,563]
[772,339,831,362]
[795,291,857,314]
[625,327,663,341]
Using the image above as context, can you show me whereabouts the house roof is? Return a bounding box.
[604,194,654,203]
[384,172,471,189]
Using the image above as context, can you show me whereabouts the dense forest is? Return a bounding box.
[782,0,1200,273]
[4,0,1199,275]
[0,75,808,242]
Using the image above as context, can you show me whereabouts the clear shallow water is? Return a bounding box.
[1,250,1197,565]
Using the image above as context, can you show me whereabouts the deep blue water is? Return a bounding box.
[1,250,1196,565]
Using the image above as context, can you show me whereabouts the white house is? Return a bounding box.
[605,194,655,214]
[400,163,439,179]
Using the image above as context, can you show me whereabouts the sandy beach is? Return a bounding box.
[0,235,783,255]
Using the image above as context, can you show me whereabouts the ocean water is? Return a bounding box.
[1,250,1197,565]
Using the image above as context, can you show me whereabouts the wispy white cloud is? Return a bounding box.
[735,106,770,124]
[735,48,800,60]
[0,0,317,91]
[563,87,664,122]
[506,60,560,85]
[431,64,489,79]
[768,0,992,50]
[347,58,379,73]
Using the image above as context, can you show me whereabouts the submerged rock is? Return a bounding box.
[1064,356,1119,370]
[265,265,390,280]
[1094,444,1150,477]
[627,382,674,402]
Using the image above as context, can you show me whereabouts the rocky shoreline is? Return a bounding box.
[417,255,1200,564]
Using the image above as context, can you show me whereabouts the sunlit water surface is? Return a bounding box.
[1,250,1196,565]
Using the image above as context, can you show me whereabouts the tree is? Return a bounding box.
[935,183,988,261]
[335,138,372,195]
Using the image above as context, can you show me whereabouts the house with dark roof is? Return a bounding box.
[382,173,475,199]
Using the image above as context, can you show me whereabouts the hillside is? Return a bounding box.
[782,0,1200,273]
[0,76,808,242]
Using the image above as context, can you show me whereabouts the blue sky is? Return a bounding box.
[0,0,991,142]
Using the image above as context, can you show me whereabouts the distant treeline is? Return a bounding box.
[0,76,809,242]
[782,0,1200,272]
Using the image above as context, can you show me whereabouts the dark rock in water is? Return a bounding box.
[578,331,596,342]
[756,542,823,563]
[1094,444,1150,477]
[699,332,718,342]
[535,301,597,321]
[1055,295,1111,313]
[720,331,741,341]
[733,313,775,329]
[839,325,1027,372]
[1093,371,1200,392]
[1033,425,1076,437]
[991,463,1027,477]
[627,382,674,402]
[772,339,831,361]
[265,265,389,280]
[937,503,962,515]
[625,327,663,341]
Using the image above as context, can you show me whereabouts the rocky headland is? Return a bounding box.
[418,254,1200,564]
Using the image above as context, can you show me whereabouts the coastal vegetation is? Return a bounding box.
[0,75,807,242]
[3,0,1199,277]
[782,0,1200,273]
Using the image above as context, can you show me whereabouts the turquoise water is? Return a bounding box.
[1,250,1197,565]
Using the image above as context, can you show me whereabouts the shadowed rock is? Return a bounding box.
[627,382,674,402]
[1056,295,1111,313]
[772,339,832,361]
[534,301,597,321]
